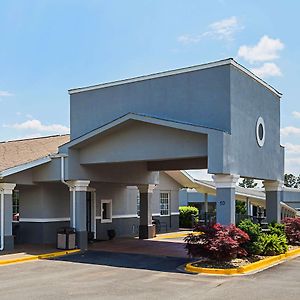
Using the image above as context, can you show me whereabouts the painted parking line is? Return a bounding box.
[0,249,80,266]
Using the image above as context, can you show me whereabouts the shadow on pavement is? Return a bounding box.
[53,250,195,274]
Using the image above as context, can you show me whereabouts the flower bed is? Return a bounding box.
[184,218,300,273]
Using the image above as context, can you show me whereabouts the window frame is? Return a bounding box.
[100,199,113,223]
[160,191,170,216]
[12,190,20,222]
[136,193,140,216]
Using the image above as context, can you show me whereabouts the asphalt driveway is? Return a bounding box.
[0,251,299,300]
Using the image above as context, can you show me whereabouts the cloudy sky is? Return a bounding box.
[1,0,300,175]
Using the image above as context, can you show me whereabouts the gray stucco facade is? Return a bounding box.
[0,58,288,251]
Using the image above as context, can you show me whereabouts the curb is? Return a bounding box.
[185,247,300,276]
[155,231,201,240]
[0,249,80,266]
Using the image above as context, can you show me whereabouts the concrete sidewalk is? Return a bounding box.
[89,235,189,258]
[0,244,79,265]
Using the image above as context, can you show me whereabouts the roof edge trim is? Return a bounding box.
[0,156,52,179]
[68,58,282,98]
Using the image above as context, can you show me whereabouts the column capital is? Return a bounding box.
[264,180,283,192]
[67,180,90,192]
[0,183,16,194]
[213,174,240,188]
[137,184,156,194]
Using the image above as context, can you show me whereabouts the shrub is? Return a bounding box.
[238,219,263,255]
[238,219,262,241]
[184,223,250,261]
[254,233,288,256]
[268,222,285,237]
[179,206,199,228]
[283,217,300,245]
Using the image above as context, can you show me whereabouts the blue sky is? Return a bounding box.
[1,0,300,174]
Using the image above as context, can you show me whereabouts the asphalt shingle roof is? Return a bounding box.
[0,134,70,172]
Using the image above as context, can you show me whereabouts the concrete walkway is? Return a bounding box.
[0,244,59,262]
[89,235,189,258]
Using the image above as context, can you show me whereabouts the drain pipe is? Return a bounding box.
[59,155,75,229]
[0,189,4,251]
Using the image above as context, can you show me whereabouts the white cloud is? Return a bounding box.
[251,62,282,78]
[238,35,284,63]
[292,111,300,118]
[4,119,70,134]
[285,157,300,175]
[178,16,242,44]
[0,91,13,97]
[281,126,300,136]
[284,143,300,154]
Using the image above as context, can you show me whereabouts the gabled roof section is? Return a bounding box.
[68,58,282,98]
[0,134,70,174]
[61,113,224,150]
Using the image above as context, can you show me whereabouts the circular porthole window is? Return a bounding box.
[256,117,265,147]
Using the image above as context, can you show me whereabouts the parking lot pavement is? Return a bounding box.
[56,250,194,273]
[0,252,299,300]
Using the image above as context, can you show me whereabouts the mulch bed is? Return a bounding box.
[191,245,300,269]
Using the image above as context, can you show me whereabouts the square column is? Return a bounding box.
[0,183,16,251]
[138,184,156,239]
[264,180,283,223]
[213,174,239,225]
[67,180,90,250]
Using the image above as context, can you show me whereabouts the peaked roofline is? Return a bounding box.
[68,58,282,98]
[0,134,70,144]
[59,112,225,150]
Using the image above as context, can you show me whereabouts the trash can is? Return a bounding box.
[57,227,76,250]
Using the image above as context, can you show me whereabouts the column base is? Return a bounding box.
[76,231,88,251]
[139,225,156,239]
[3,235,14,251]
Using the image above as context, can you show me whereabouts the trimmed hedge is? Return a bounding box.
[179,206,199,228]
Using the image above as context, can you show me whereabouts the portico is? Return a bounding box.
[0,58,287,251]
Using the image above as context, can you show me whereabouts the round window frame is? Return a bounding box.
[256,117,265,147]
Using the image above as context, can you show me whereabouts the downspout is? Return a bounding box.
[59,155,75,229]
[0,189,4,251]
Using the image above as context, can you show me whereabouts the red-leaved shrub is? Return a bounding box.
[283,217,300,245]
[184,223,250,261]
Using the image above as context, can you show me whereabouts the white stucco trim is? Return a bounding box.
[264,180,284,192]
[112,214,138,219]
[100,199,112,223]
[67,180,90,191]
[63,113,223,151]
[0,183,16,194]
[256,116,265,147]
[213,174,240,188]
[171,212,180,216]
[19,218,70,223]
[0,156,52,179]
[68,58,281,97]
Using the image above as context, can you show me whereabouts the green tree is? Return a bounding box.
[239,178,257,188]
[236,200,246,215]
[284,173,299,188]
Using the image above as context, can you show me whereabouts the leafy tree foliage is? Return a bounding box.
[284,173,300,188]
[236,200,247,215]
[239,178,258,188]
